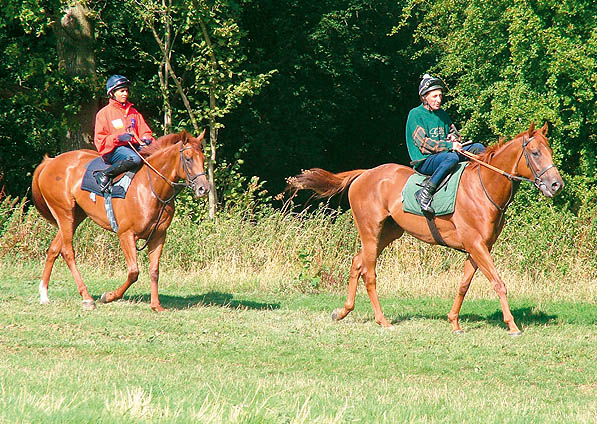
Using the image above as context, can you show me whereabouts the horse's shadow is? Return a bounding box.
[390,306,560,329]
[116,290,280,311]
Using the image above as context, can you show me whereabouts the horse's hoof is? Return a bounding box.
[331,309,340,321]
[39,299,50,305]
[508,331,523,337]
[453,329,464,335]
[99,292,109,304]
[151,305,166,312]
[82,299,96,311]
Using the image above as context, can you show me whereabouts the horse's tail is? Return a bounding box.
[287,168,367,198]
[31,156,57,226]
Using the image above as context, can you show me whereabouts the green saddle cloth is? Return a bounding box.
[402,162,468,216]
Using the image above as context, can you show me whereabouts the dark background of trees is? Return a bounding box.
[1,0,595,210]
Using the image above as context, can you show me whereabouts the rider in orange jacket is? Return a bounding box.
[93,75,155,192]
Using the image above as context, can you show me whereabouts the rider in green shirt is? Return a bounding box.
[405,74,485,214]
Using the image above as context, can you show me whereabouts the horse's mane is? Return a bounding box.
[139,132,184,158]
[467,129,530,169]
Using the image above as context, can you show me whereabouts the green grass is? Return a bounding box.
[1,263,596,423]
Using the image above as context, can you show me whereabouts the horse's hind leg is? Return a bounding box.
[447,256,478,333]
[54,214,95,310]
[333,218,403,328]
[39,209,87,306]
[331,251,364,322]
[39,233,63,304]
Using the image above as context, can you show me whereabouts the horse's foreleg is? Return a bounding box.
[447,256,478,333]
[147,232,166,312]
[100,231,138,304]
[332,252,363,322]
[468,244,521,335]
[39,233,63,304]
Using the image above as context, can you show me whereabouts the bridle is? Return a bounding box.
[518,136,556,192]
[179,144,207,194]
[470,135,555,217]
[135,140,207,250]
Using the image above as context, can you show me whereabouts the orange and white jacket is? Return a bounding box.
[94,99,155,156]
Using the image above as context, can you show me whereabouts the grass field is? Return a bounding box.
[1,261,597,423]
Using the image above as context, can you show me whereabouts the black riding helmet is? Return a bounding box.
[418,74,446,98]
[106,75,130,97]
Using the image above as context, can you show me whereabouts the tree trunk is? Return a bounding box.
[208,89,219,218]
[55,2,97,151]
[159,0,173,134]
[198,16,219,218]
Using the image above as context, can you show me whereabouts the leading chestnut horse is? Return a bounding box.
[289,123,563,335]
[31,130,209,311]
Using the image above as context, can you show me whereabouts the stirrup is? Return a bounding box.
[416,189,435,215]
[94,171,112,193]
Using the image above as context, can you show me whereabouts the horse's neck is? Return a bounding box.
[479,139,523,209]
[488,138,523,177]
[145,147,181,194]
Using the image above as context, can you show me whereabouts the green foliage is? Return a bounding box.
[400,0,597,182]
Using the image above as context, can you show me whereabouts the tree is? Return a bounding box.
[223,0,422,198]
[127,0,276,217]
[399,0,597,183]
[54,1,98,151]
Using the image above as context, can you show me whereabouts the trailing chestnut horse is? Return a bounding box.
[31,130,209,311]
[289,123,563,335]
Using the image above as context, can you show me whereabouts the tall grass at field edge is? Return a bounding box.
[1,190,596,303]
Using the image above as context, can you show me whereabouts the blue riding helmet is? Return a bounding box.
[418,74,446,97]
[106,75,130,96]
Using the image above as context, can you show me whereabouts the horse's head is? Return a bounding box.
[178,129,210,198]
[517,122,564,198]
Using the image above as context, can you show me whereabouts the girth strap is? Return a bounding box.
[423,211,448,247]
[423,211,467,253]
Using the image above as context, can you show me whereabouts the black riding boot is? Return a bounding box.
[415,180,438,215]
[94,159,138,192]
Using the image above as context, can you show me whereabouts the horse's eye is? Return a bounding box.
[531,151,540,157]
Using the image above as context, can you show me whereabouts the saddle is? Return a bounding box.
[401,162,468,216]
[81,157,138,232]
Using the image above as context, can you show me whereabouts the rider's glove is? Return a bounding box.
[118,133,133,143]
[140,137,152,146]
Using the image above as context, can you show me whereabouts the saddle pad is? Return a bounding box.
[81,157,134,199]
[402,162,468,216]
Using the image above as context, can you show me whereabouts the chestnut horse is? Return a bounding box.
[289,123,563,335]
[31,130,209,311]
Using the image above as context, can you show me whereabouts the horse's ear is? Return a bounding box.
[198,129,206,142]
[180,130,188,143]
[540,122,549,135]
[528,121,535,135]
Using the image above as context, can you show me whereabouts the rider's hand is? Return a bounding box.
[140,137,152,146]
[451,141,463,152]
[118,133,133,143]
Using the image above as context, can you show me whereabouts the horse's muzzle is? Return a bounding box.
[195,184,210,198]
[539,173,564,198]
